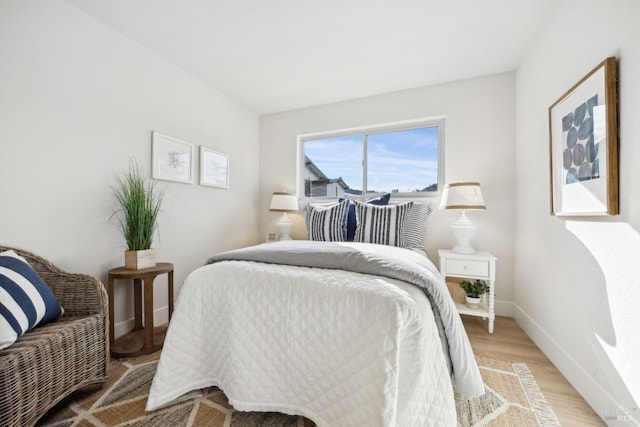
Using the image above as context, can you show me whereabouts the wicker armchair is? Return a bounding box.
[0,246,109,427]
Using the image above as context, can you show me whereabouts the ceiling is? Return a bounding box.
[65,0,556,115]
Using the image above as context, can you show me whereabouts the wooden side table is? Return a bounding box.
[108,262,174,358]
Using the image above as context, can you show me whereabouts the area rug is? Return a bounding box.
[37,353,560,427]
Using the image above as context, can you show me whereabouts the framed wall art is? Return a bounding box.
[199,146,229,189]
[151,132,194,184]
[549,57,618,216]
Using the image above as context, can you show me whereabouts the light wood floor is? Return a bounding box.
[462,315,605,426]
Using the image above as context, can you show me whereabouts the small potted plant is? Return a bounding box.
[112,161,165,269]
[459,279,489,309]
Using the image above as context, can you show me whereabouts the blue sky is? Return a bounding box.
[305,126,439,193]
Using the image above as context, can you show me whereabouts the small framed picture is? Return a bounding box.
[266,232,277,243]
[152,132,194,184]
[200,146,229,189]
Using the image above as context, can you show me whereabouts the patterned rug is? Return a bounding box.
[37,353,559,427]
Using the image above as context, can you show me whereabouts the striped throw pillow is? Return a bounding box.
[0,250,63,350]
[306,200,349,241]
[354,201,413,247]
[403,202,434,249]
[339,193,391,241]
[302,201,338,234]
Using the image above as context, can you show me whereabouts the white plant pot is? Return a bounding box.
[465,295,481,310]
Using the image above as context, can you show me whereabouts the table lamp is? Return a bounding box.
[439,182,486,254]
[269,192,299,240]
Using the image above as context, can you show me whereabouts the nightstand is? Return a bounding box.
[438,249,496,333]
[107,263,174,357]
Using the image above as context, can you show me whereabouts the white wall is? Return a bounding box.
[515,0,640,424]
[260,73,516,315]
[0,1,260,336]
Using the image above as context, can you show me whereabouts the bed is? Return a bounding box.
[146,239,484,426]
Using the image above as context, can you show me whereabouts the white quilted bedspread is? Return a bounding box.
[147,260,457,426]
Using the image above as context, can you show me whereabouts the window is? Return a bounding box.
[298,118,444,199]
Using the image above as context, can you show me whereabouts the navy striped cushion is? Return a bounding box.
[354,201,413,247]
[338,193,391,241]
[302,201,338,234]
[306,200,349,242]
[0,250,63,349]
[403,202,434,249]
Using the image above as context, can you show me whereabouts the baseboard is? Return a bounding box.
[114,306,170,339]
[513,304,638,427]
[494,299,514,317]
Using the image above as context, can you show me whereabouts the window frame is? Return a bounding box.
[297,117,445,201]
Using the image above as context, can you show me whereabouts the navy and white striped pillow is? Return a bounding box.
[354,201,413,247]
[403,202,434,249]
[306,200,349,242]
[302,201,337,234]
[0,250,63,349]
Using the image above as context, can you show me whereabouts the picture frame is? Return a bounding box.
[152,132,194,184]
[548,57,618,216]
[199,146,229,189]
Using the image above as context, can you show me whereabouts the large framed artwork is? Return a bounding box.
[199,146,229,189]
[152,132,194,184]
[549,57,618,216]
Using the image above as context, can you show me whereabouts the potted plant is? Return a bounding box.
[112,161,165,269]
[459,279,489,309]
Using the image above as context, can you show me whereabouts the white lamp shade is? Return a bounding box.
[269,192,299,212]
[439,182,486,210]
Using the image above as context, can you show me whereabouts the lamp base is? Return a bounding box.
[450,210,477,254]
[276,213,294,240]
[451,244,477,255]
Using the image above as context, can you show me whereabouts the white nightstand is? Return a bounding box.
[438,249,497,333]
